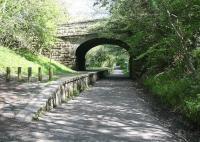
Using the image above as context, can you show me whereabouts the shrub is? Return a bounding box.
[0,0,66,53]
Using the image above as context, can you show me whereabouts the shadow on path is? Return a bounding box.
[0,70,198,142]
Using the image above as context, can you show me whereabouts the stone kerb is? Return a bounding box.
[15,70,108,122]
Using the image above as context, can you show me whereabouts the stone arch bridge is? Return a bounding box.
[46,19,133,77]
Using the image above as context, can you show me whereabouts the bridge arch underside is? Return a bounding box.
[75,38,133,77]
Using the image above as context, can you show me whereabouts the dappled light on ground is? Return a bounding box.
[0,71,184,141]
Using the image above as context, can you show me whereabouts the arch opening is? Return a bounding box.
[75,38,133,77]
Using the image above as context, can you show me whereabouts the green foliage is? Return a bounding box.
[144,69,187,106]
[86,46,115,69]
[144,70,200,124]
[0,0,66,53]
[86,45,129,73]
[96,0,200,124]
[185,97,200,123]
[0,46,75,77]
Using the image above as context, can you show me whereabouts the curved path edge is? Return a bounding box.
[10,70,108,122]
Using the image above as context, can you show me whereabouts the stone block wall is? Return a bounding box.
[33,70,108,121]
[42,20,101,69]
[43,38,79,68]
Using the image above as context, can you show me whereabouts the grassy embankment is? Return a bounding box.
[143,69,200,125]
[0,47,76,78]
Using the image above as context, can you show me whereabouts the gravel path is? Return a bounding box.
[0,70,196,142]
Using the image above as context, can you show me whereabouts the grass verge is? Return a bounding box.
[143,68,200,125]
[0,47,76,77]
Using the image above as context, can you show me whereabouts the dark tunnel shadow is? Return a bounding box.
[75,38,133,76]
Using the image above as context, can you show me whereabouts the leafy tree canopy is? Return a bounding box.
[0,0,67,53]
[95,0,200,124]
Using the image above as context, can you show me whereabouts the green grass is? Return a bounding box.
[143,69,200,125]
[0,46,76,77]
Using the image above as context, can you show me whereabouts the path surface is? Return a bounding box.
[0,73,82,119]
[0,70,195,142]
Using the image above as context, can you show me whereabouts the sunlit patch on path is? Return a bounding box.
[0,70,184,141]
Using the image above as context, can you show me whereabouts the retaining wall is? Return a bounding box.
[16,70,108,122]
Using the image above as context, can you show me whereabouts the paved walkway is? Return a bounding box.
[0,73,80,119]
[0,71,100,120]
[0,70,190,142]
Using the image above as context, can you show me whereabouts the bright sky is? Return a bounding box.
[56,0,109,22]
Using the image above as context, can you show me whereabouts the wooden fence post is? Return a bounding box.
[6,67,11,82]
[38,67,42,81]
[28,67,32,82]
[49,67,53,81]
[18,67,22,81]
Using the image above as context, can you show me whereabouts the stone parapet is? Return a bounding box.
[15,70,108,122]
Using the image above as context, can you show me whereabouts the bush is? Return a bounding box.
[97,0,200,124]
[144,68,200,124]
[86,45,129,72]
[0,0,66,53]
